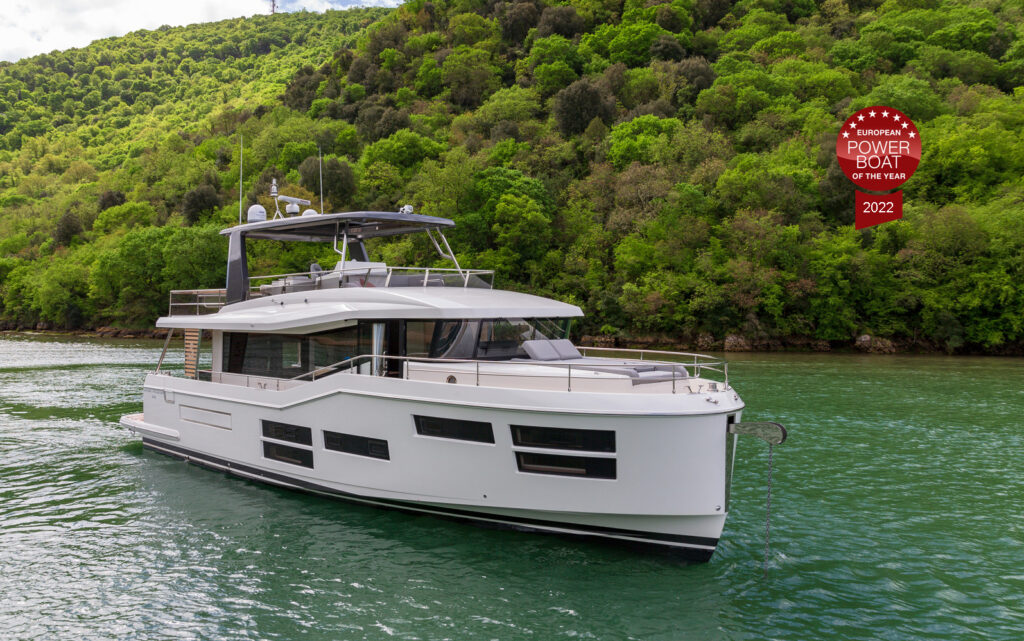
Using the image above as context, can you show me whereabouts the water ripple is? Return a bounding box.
[1,341,1023,640]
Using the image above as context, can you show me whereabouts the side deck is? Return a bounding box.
[184,348,730,396]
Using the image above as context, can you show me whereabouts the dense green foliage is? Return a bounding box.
[0,1,1022,353]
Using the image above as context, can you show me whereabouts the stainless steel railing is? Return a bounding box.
[285,351,729,394]
[168,266,495,315]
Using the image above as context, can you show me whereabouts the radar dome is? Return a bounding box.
[301,209,319,216]
[247,204,267,223]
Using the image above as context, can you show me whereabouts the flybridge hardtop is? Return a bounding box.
[223,204,465,304]
[221,210,455,242]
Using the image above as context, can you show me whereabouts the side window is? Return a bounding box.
[413,415,494,444]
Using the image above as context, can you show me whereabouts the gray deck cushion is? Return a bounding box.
[522,339,559,361]
[550,339,582,360]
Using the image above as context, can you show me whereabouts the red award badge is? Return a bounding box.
[835,107,920,229]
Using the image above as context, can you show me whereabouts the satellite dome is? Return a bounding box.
[301,208,319,216]
[247,204,267,223]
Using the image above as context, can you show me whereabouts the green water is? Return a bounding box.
[1,335,1022,640]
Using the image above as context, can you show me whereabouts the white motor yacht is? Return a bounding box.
[121,200,785,561]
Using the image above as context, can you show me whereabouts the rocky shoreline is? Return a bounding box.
[1,325,1020,355]
[581,332,1024,356]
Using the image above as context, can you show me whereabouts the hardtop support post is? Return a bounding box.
[225,231,249,303]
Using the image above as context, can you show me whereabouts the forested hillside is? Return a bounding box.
[1,1,1022,353]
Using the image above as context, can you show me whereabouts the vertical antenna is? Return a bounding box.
[318,146,324,215]
[238,134,244,224]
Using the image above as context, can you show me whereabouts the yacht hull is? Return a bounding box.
[123,372,743,561]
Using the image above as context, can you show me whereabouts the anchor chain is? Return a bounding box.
[764,442,774,577]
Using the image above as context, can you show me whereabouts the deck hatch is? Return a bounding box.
[510,425,615,452]
[413,415,494,444]
[516,452,616,479]
[262,420,313,446]
[324,431,390,460]
[263,442,314,468]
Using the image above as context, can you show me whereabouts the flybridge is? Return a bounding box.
[222,183,466,303]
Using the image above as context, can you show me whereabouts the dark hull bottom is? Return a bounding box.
[142,438,718,562]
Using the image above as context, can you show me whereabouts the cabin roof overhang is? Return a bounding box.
[220,211,455,242]
[157,287,584,333]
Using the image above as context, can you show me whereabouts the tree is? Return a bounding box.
[182,185,220,224]
[441,46,500,109]
[299,156,357,207]
[54,211,82,246]
[537,6,585,39]
[553,79,614,136]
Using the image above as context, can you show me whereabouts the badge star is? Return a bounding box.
[882,110,889,118]
[893,114,901,122]
[869,110,876,117]
[850,122,857,128]
[909,132,916,138]
[902,122,908,129]
[842,131,849,138]
[858,114,865,121]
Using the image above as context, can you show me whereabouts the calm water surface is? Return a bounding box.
[0,335,1021,640]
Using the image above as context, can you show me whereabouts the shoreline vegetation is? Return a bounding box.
[1,3,1022,356]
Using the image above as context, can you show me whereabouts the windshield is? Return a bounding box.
[404,318,572,361]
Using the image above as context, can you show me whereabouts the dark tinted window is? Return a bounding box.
[511,426,615,452]
[515,452,616,479]
[224,324,370,379]
[414,415,494,444]
[262,420,312,446]
[324,431,390,460]
[263,442,314,468]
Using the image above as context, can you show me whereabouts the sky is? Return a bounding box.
[0,0,400,63]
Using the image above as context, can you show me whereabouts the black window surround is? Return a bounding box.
[510,425,615,452]
[263,442,314,468]
[413,415,494,444]
[515,452,616,479]
[262,420,313,446]
[324,430,390,460]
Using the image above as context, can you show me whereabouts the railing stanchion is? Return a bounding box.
[672,366,676,394]
[476,361,480,386]
[568,364,572,392]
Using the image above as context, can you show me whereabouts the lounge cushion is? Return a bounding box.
[550,339,582,360]
[522,339,560,361]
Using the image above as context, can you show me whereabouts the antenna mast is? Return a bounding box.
[238,134,244,224]
[318,146,324,215]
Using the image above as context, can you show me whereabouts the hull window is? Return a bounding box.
[263,442,314,468]
[262,420,313,446]
[413,415,494,444]
[324,431,390,460]
[510,426,615,452]
[516,452,616,479]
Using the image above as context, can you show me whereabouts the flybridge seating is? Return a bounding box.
[250,262,495,296]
